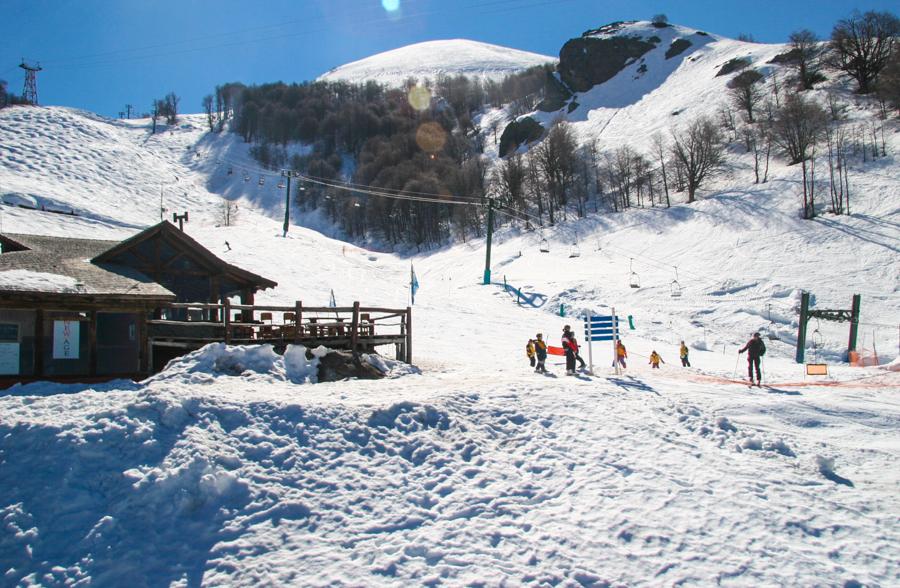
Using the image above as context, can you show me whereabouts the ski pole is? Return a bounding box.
[732,353,740,380]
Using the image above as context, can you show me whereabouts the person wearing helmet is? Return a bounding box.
[526,338,536,367]
[534,333,548,373]
[738,332,767,386]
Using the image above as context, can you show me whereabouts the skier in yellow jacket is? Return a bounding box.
[679,341,691,367]
[649,350,665,369]
[526,338,536,368]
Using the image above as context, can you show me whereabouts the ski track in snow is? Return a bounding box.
[2,24,900,585]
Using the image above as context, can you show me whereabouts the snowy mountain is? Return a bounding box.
[1,19,900,587]
[317,39,555,86]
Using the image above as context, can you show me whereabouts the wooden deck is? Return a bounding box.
[148,301,412,363]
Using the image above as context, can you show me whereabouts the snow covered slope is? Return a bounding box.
[1,19,899,586]
[318,39,555,86]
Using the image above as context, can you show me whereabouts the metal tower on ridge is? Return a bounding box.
[19,60,42,105]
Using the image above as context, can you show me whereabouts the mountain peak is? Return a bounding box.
[317,39,556,86]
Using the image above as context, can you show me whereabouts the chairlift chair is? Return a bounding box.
[277,179,286,189]
[568,242,581,258]
[539,238,550,253]
[258,176,265,186]
[629,258,640,288]
[670,266,682,298]
[227,166,233,175]
[243,172,250,182]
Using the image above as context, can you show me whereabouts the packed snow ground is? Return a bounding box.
[2,29,900,586]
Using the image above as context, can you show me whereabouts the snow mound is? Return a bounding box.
[149,343,320,384]
[148,343,414,385]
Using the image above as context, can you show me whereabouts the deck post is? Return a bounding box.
[405,306,412,363]
[223,299,232,344]
[351,301,360,352]
[295,301,302,343]
[241,289,254,322]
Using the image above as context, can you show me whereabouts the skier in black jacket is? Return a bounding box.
[738,332,766,386]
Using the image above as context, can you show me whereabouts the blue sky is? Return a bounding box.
[2,0,896,117]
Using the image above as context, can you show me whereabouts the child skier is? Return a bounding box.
[679,341,691,367]
[526,338,536,368]
[649,350,664,369]
[534,333,548,373]
[563,325,588,370]
[614,340,628,369]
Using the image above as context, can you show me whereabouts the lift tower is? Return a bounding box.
[19,60,42,105]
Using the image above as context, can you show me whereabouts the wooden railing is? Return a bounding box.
[147,300,411,362]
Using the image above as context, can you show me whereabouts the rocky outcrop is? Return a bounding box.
[498,117,544,157]
[558,35,657,93]
[318,350,386,382]
[716,57,751,77]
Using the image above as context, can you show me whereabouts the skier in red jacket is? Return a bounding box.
[562,325,578,375]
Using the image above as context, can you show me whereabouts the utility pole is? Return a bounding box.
[125,104,134,119]
[483,198,495,285]
[281,170,298,237]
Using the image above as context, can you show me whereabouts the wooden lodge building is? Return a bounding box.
[0,221,412,389]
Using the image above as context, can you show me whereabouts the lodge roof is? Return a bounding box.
[0,221,277,300]
[0,233,175,300]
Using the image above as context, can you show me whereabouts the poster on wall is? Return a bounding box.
[53,320,80,359]
[0,342,19,374]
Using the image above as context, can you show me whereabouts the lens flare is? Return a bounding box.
[381,0,400,12]
[407,85,431,111]
[416,122,446,154]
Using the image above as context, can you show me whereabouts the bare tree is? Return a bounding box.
[534,121,579,223]
[771,93,829,164]
[151,99,161,134]
[825,126,851,214]
[788,29,824,90]
[771,93,829,218]
[493,154,528,225]
[202,94,215,131]
[875,47,900,115]
[728,69,765,122]
[829,10,900,94]
[219,199,239,226]
[164,92,180,125]
[651,133,671,207]
[669,116,727,203]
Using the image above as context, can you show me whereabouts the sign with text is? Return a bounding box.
[53,320,80,359]
[583,315,619,341]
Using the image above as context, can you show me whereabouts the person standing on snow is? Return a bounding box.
[563,325,587,370]
[614,340,628,369]
[526,338,536,368]
[649,350,664,369]
[738,332,766,386]
[534,333,548,373]
[562,326,578,375]
[679,341,691,367]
